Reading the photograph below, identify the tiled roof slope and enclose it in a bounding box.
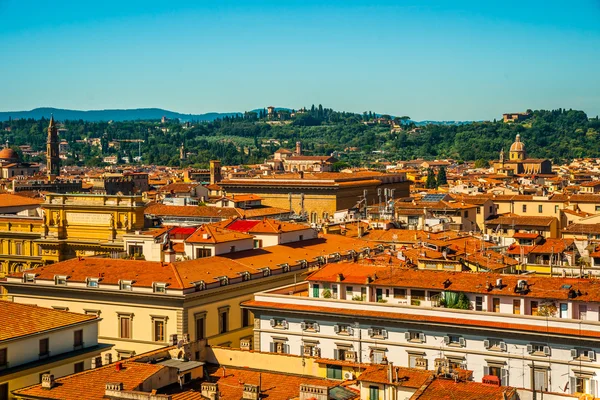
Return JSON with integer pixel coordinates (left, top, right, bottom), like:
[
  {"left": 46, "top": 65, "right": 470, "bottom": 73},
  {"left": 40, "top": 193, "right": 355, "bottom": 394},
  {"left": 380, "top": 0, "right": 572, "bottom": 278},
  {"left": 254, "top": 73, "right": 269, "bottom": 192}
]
[
  {"left": 0, "top": 300, "right": 97, "bottom": 342},
  {"left": 13, "top": 360, "right": 164, "bottom": 399},
  {"left": 410, "top": 376, "right": 517, "bottom": 400}
]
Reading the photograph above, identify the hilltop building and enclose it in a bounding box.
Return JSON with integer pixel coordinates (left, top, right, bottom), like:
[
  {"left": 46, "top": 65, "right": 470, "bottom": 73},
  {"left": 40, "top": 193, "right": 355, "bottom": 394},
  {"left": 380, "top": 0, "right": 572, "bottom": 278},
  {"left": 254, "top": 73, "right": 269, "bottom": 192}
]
[{"left": 0, "top": 146, "right": 40, "bottom": 179}]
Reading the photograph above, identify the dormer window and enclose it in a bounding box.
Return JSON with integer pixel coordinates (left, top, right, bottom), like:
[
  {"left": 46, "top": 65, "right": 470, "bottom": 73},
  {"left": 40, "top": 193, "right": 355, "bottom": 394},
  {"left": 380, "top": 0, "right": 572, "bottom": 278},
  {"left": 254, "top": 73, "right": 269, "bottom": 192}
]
[
  {"left": 153, "top": 282, "right": 167, "bottom": 293},
  {"left": 86, "top": 278, "right": 100, "bottom": 288},
  {"left": 238, "top": 272, "right": 251, "bottom": 282},
  {"left": 261, "top": 267, "right": 271, "bottom": 277},
  {"left": 298, "top": 259, "right": 308, "bottom": 269},
  {"left": 192, "top": 281, "right": 206, "bottom": 292},
  {"left": 54, "top": 275, "right": 68, "bottom": 286},
  {"left": 279, "top": 263, "right": 290, "bottom": 273},
  {"left": 119, "top": 280, "right": 133, "bottom": 291},
  {"left": 215, "top": 276, "right": 229, "bottom": 286},
  {"left": 23, "top": 273, "right": 36, "bottom": 283}
]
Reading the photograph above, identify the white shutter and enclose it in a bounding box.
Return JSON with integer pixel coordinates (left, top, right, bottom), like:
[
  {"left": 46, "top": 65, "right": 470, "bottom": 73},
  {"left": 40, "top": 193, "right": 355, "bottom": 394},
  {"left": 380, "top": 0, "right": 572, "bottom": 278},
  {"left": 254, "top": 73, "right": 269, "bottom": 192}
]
[
  {"left": 483, "top": 366, "right": 490, "bottom": 376},
  {"left": 570, "top": 377, "right": 577, "bottom": 395},
  {"left": 314, "top": 322, "right": 320, "bottom": 332},
  {"left": 483, "top": 339, "right": 490, "bottom": 349},
  {"left": 300, "top": 345, "right": 304, "bottom": 355},
  {"left": 419, "top": 333, "right": 425, "bottom": 342},
  {"left": 282, "top": 320, "right": 288, "bottom": 329},
  {"left": 368, "top": 328, "right": 373, "bottom": 337},
  {"left": 347, "top": 327, "right": 354, "bottom": 336},
  {"left": 591, "top": 379, "right": 597, "bottom": 397},
  {"left": 300, "top": 322, "right": 306, "bottom": 330},
  {"left": 334, "top": 349, "right": 340, "bottom": 360},
  {"left": 571, "top": 348, "right": 578, "bottom": 358},
  {"left": 270, "top": 318, "right": 276, "bottom": 327},
  {"left": 334, "top": 325, "right": 340, "bottom": 333},
  {"left": 501, "top": 369, "right": 509, "bottom": 386},
  {"left": 382, "top": 329, "right": 388, "bottom": 339},
  {"left": 443, "top": 336, "right": 450, "bottom": 345},
  {"left": 284, "top": 344, "right": 290, "bottom": 354},
  {"left": 589, "top": 351, "right": 596, "bottom": 361},
  {"left": 527, "top": 344, "right": 533, "bottom": 354},
  {"left": 543, "top": 346, "right": 551, "bottom": 356},
  {"left": 459, "top": 337, "right": 466, "bottom": 347},
  {"left": 500, "top": 341, "right": 507, "bottom": 352},
  {"left": 405, "top": 332, "right": 411, "bottom": 340},
  {"left": 270, "top": 342, "right": 275, "bottom": 352}
]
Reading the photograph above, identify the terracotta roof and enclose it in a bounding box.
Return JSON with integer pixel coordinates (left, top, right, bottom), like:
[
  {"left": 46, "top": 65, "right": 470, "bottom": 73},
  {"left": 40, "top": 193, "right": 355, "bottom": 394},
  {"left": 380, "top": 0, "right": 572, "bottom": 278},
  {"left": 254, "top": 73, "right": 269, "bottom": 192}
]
[
  {"left": 411, "top": 376, "right": 517, "bottom": 400},
  {"left": 169, "top": 365, "right": 348, "bottom": 400},
  {"left": 0, "top": 300, "right": 97, "bottom": 342},
  {"left": 306, "top": 262, "right": 600, "bottom": 302},
  {"left": 570, "top": 194, "right": 600, "bottom": 203},
  {"left": 562, "top": 223, "right": 600, "bottom": 235},
  {"left": 159, "top": 183, "right": 200, "bottom": 193},
  {"left": 358, "top": 364, "right": 431, "bottom": 388},
  {"left": 215, "top": 217, "right": 311, "bottom": 234},
  {"left": 0, "top": 193, "right": 43, "bottom": 208},
  {"left": 144, "top": 203, "right": 239, "bottom": 218},
  {"left": 185, "top": 224, "right": 254, "bottom": 244},
  {"left": 512, "top": 232, "right": 541, "bottom": 239},
  {"left": 485, "top": 215, "right": 556, "bottom": 227},
  {"left": 13, "top": 360, "right": 165, "bottom": 400},
  {"left": 6, "top": 235, "right": 374, "bottom": 291}
]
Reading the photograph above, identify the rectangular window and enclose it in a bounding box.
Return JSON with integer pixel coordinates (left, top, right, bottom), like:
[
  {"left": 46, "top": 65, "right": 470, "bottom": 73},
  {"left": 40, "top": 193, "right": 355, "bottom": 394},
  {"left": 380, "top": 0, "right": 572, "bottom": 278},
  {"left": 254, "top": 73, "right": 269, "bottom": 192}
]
[
  {"left": 411, "top": 289, "right": 425, "bottom": 300},
  {"left": 530, "top": 301, "right": 539, "bottom": 316},
  {"left": 55, "top": 275, "right": 67, "bottom": 285},
  {"left": 195, "top": 316, "right": 205, "bottom": 340},
  {"left": 578, "top": 304, "right": 587, "bottom": 320},
  {"left": 39, "top": 338, "right": 49, "bottom": 357},
  {"left": 555, "top": 205, "right": 560, "bottom": 213},
  {"left": 371, "top": 349, "right": 385, "bottom": 364},
  {"left": 492, "top": 298, "right": 500, "bottom": 313},
  {"left": 73, "top": 330, "right": 83, "bottom": 348},
  {"left": 15, "top": 242, "right": 22, "bottom": 255},
  {"left": 74, "top": 361, "right": 84, "bottom": 374},
  {"left": 538, "top": 205, "right": 543, "bottom": 213},
  {"left": 0, "top": 383, "right": 7, "bottom": 400},
  {"left": 153, "top": 283, "right": 167, "bottom": 293},
  {"left": 533, "top": 369, "right": 548, "bottom": 392},
  {"left": 0, "top": 348, "right": 6, "bottom": 367},
  {"left": 128, "top": 244, "right": 143, "bottom": 256},
  {"left": 522, "top": 205, "right": 527, "bottom": 213},
  {"left": 270, "top": 342, "right": 289, "bottom": 354},
  {"left": 230, "top": 246, "right": 236, "bottom": 253},
  {"left": 219, "top": 309, "right": 229, "bottom": 334},
  {"left": 242, "top": 309, "right": 251, "bottom": 327},
  {"left": 369, "top": 386, "right": 380, "bottom": 400},
  {"left": 326, "top": 365, "right": 342, "bottom": 380},
  {"left": 119, "top": 316, "right": 132, "bottom": 339},
  {"left": 153, "top": 320, "right": 165, "bottom": 342},
  {"left": 119, "top": 280, "right": 132, "bottom": 291},
  {"left": 86, "top": 278, "right": 99, "bottom": 288},
  {"left": 253, "top": 239, "right": 263, "bottom": 249},
  {"left": 477, "top": 207, "right": 481, "bottom": 214},
  {"left": 475, "top": 296, "right": 483, "bottom": 311},
  {"left": 513, "top": 299, "right": 521, "bottom": 315},
  {"left": 195, "top": 248, "right": 211, "bottom": 259},
  {"left": 393, "top": 288, "right": 407, "bottom": 299}
]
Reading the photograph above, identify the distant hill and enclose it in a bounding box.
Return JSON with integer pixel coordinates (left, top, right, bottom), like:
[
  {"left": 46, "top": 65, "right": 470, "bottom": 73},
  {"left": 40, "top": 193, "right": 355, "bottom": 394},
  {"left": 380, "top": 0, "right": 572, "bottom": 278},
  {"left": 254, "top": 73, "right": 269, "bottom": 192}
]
[{"left": 0, "top": 107, "right": 241, "bottom": 122}]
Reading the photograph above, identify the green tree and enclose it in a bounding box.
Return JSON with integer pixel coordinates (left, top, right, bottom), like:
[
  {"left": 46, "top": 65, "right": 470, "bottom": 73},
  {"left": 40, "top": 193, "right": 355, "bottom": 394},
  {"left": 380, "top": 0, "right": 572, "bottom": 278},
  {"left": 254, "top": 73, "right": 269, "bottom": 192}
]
[
  {"left": 425, "top": 168, "right": 437, "bottom": 189},
  {"left": 437, "top": 166, "right": 447, "bottom": 186},
  {"left": 474, "top": 159, "right": 489, "bottom": 168}
]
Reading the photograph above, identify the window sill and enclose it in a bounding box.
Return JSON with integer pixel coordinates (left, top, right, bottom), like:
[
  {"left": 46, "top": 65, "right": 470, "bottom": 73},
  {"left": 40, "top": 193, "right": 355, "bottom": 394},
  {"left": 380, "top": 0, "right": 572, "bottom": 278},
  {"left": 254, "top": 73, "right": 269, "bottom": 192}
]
[
  {"left": 530, "top": 352, "right": 548, "bottom": 357},
  {"left": 370, "top": 335, "right": 386, "bottom": 340},
  {"left": 447, "top": 343, "right": 463, "bottom": 348}
]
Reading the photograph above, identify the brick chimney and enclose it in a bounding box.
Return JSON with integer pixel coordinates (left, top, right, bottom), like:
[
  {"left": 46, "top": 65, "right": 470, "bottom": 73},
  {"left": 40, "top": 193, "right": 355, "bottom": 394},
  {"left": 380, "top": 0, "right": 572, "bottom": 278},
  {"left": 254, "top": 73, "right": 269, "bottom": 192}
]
[{"left": 41, "top": 374, "right": 55, "bottom": 390}]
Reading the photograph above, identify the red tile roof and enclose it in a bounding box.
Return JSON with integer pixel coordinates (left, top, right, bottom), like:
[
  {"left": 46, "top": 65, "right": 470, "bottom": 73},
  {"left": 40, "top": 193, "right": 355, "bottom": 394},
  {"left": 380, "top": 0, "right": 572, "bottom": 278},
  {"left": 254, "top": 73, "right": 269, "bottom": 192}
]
[
  {"left": 0, "top": 193, "right": 43, "bottom": 208},
  {"left": 358, "top": 364, "right": 431, "bottom": 388},
  {"left": 0, "top": 300, "right": 97, "bottom": 342},
  {"left": 411, "top": 376, "right": 517, "bottom": 400}
]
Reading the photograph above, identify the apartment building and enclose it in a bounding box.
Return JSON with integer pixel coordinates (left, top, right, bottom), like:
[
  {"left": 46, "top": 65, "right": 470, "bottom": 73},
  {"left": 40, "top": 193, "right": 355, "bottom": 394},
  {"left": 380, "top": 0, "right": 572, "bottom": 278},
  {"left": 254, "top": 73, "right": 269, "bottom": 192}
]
[
  {"left": 2, "top": 235, "right": 380, "bottom": 361},
  {"left": 244, "top": 262, "right": 600, "bottom": 398},
  {"left": 0, "top": 301, "right": 108, "bottom": 399}
]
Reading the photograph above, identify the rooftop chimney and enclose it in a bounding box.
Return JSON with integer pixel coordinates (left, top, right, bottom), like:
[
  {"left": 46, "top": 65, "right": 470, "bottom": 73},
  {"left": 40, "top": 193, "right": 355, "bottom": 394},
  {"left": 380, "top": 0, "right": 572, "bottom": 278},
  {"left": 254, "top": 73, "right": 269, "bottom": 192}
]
[
  {"left": 201, "top": 382, "right": 219, "bottom": 400},
  {"left": 242, "top": 384, "right": 260, "bottom": 400},
  {"left": 41, "top": 374, "right": 55, "bottom": 390},
  {"left": 299, "top": 384, "right": 328, "bottom": 400}
]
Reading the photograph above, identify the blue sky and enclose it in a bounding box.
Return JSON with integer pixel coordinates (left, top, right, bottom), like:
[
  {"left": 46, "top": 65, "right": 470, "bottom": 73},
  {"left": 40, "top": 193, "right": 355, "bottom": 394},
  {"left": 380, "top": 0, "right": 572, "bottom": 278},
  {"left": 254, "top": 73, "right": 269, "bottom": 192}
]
[{"left": 1, "top": 0, "right": 599, "bottom": 120}]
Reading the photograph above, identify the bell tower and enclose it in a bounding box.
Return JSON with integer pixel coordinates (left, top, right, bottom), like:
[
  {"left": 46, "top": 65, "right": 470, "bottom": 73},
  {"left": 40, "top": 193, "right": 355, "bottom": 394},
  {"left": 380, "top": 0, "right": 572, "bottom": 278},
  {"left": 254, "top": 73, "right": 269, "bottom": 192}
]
[{"left": 46, "top": 115, "right": 61, "bottom": 180}]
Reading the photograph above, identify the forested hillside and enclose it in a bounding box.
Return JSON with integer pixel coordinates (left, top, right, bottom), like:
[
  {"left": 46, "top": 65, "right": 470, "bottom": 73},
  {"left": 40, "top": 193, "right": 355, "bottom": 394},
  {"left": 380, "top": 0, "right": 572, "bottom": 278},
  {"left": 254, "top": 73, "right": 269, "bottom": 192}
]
[{"left": 1, "top": 107, "right": 598, "bottom": 168}]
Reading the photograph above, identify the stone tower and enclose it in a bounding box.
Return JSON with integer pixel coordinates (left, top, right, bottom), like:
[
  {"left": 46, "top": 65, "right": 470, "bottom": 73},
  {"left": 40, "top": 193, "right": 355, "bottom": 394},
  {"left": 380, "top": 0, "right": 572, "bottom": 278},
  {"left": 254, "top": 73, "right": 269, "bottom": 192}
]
[{"left": 46, "top": 115, "right": 60, "bottom": 180}]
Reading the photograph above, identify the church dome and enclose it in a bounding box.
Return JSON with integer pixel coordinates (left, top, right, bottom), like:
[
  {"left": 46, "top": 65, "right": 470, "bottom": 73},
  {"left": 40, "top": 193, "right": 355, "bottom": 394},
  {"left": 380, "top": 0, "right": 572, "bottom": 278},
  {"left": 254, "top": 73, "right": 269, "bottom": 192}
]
[
  {"left": 0, "top": 147, "right": 19, "bottom": 162},
  {"left": 510, "top": 134, "right": 525, "bottom": 152}
]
